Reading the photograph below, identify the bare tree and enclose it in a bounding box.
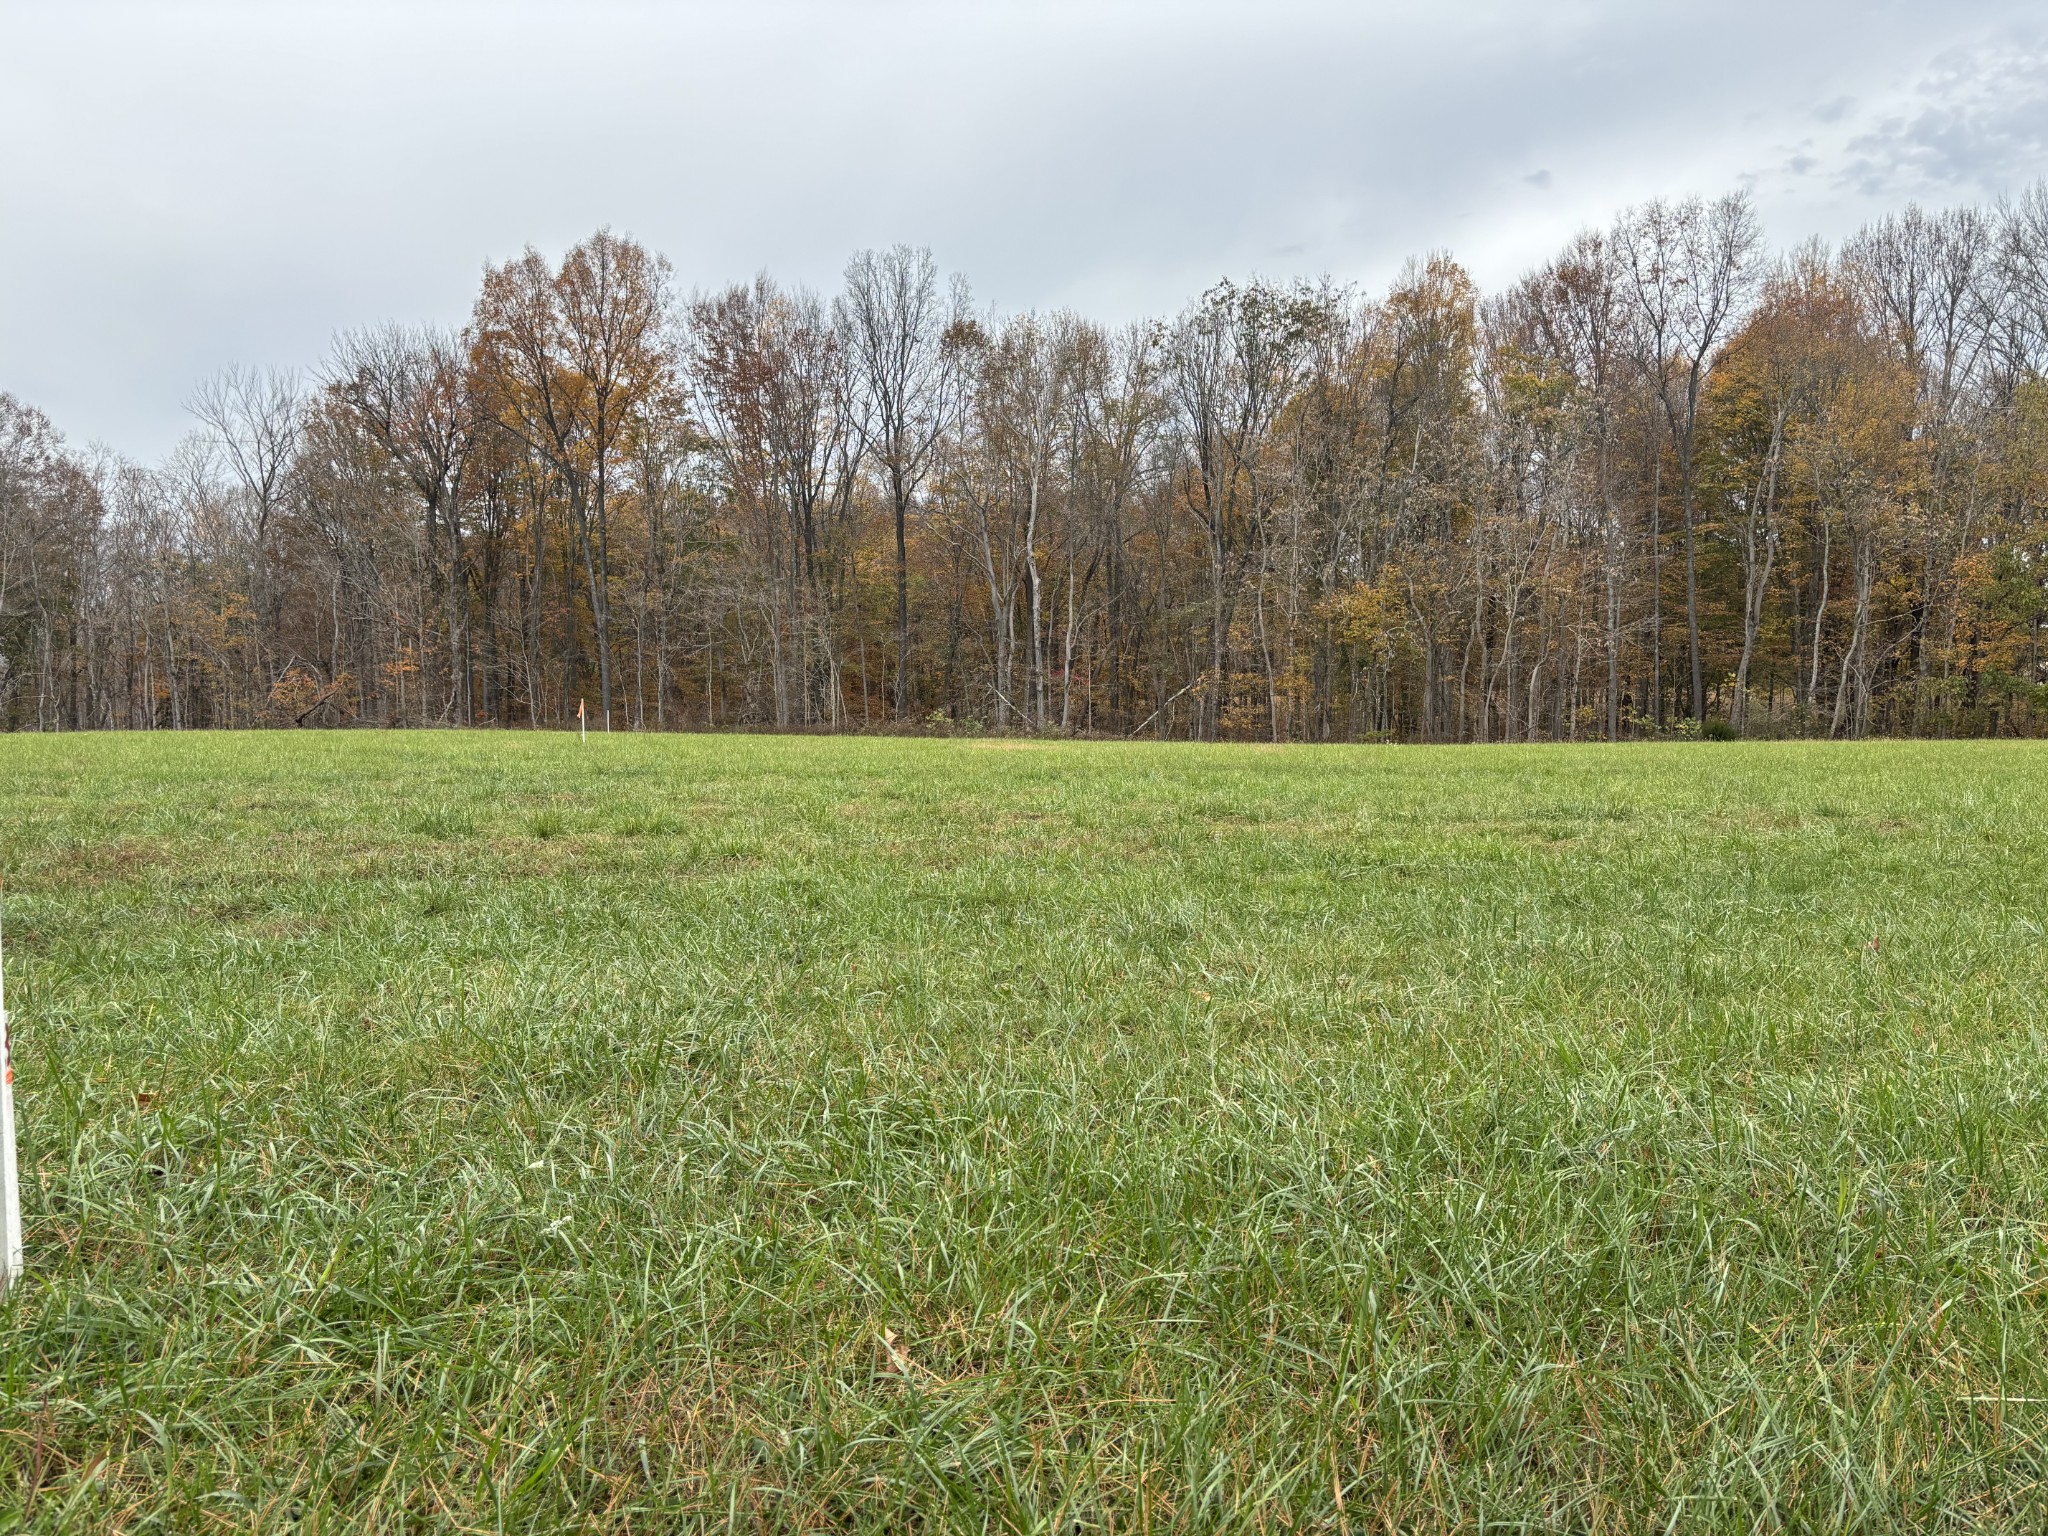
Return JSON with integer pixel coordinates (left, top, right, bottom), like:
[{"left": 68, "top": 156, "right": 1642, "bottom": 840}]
[
  {"left": 839, "top": 246, "right": 965, "bottom": 718},
  {"left": 956, "top": 312, "right": 1081, "bottom": 727},
  {"left": 1167, "top": 280, "right": 1327, "bottom": 738},
  {"left": 1065, "top": 321, "right": 1162, "bottom": 731},
  {"left": 188, "top": 365, "right": 303, "bottom": 687},
  {"left": 329, "top": 326, "right": 476, "bottom": 720},
  {"left": 1529, "top": 230, "right": 1629, "bottom": 738},
  {"left": 1619, "top": 193, "right": 1760, "bottom": 721},
  {"left": 692, "top": 277, "right": 860, "bottom": 726},
  {"left": 1849, "top": 204, "right": 2003, "bottom": 725}
]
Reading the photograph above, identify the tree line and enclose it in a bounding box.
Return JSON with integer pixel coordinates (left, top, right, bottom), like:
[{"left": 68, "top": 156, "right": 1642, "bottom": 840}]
[{"left": 7, "top": 186, "right": 2048, "bottom": 741}]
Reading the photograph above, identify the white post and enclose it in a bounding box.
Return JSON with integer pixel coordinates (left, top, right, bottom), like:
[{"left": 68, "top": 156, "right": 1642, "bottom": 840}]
[
  {"left": 579, "top": 698, "right": 587, "bottom": 745},
  {"left": 0, "top": 881, "right": 21, "bottom": 1293}
]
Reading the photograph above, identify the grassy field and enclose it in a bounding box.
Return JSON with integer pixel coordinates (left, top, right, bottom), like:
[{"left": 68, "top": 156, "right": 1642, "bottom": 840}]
[{"left": 1, "top": 734, "right": 2046, "bottom": 1532}]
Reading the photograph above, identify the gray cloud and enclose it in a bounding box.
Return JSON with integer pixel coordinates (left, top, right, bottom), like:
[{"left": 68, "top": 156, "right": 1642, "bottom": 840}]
[
  {"left": 0, "top": 0, "right": 2038, "bottom": 460},
  {"left": 1839, "top": 29, "right": 2048, "bottom": 196}
]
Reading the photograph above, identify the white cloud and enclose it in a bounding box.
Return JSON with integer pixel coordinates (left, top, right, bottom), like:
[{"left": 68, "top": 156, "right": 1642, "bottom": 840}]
[{"left": 0, "top": 0, "right": 2038, "bottom": 459}]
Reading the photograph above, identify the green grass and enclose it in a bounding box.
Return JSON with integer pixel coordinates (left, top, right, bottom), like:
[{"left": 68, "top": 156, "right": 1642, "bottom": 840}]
[{"left": 1, "top": 733, "right": 2046, "bottom": 1532}]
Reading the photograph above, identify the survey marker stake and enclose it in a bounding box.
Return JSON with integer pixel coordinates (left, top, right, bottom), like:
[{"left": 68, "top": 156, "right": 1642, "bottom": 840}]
[
  {"left": 0, "top": 879, "right": 21, "bottom": 1293},
  {"left": 579, "top": 698, "right": 587, "bottom": 744}
]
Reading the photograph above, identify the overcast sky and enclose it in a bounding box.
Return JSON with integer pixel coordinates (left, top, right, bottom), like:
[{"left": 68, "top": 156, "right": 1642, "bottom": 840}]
[{"left": 4, "top": 0, "right": 2045, "bottom": 461}]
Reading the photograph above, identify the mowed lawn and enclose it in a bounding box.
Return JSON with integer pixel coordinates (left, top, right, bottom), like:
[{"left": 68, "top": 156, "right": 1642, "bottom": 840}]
[{"left": 1, "top": 734, "right": 2046, "bottom": 1532}]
